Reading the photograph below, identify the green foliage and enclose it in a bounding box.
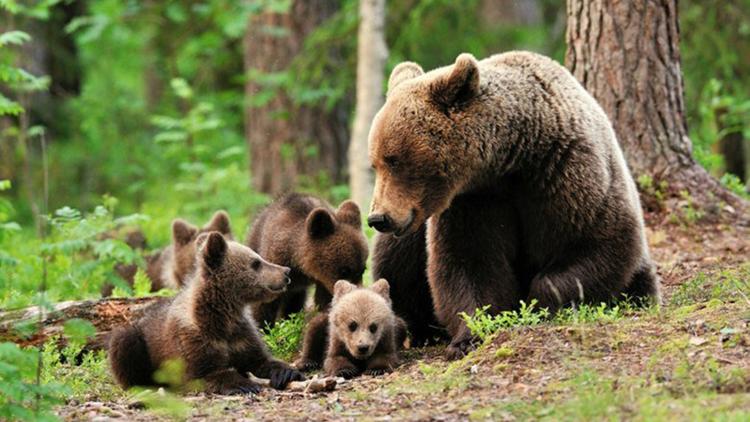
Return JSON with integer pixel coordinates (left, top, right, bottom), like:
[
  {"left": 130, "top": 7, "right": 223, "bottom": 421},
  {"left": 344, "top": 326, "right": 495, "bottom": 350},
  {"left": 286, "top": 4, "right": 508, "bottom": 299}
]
[
  {"left": 0, "top": 198, "right": 146, "bottom": 308},
  {"left": 720, "top": 173, "right": 750, "bottom": 198},
  {"left": 0, "top": 342, "right": 67, "bottom": 421},
  {"left": 460, "top": 301, "right": 549, "bottom": 342},
  {"left": 261, "top": 312, "right": 306, "bottom": 361}
]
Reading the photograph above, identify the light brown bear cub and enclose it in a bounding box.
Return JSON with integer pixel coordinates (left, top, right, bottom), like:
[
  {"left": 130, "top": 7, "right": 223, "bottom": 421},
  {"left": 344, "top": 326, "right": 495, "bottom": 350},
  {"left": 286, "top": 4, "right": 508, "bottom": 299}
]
[
  {"left": 108, "top": 232, "right": 304, "bottom": 394},
  {"left": 246, "top": 193, "right": 368, "bottom": 371},
  {"left": 324, "top": 279, "right": 405, "bottom": 379}
]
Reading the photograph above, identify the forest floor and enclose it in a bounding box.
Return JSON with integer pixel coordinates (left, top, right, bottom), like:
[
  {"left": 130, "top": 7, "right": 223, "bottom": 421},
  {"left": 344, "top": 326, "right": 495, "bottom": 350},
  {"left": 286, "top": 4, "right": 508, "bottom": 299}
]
[{"left": 56, "top": 207, "right": 750, "bottom": 421}]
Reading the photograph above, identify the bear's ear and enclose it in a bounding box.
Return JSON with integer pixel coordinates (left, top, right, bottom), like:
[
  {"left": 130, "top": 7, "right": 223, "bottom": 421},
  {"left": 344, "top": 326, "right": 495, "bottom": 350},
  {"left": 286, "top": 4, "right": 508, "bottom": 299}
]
[
  {"left": 430, "top": 53, "right": 480, "bottom": 110},
  {"left": 306, "top": 208, "right": 335, "bottom": 239},
  {"left": 333, "top": 279, "right": 357, "bottom": 300},
  {"left": 204, "top": 210, "right": 232, "bottom": 236},
  {"left": 200, "top": 231, "right": 227, "bottom": 270},
  {"left": 336, "top": 200, "right": 361, "bottom": 228},
  {"left": 370, "top": 278, "right": 391, "bottom": 301},
  {"left": 172, "top": 219, "right": 198, "bottom": 248},
  {"left": 387, "top": 62, "right": 424, "bottom": 96}
]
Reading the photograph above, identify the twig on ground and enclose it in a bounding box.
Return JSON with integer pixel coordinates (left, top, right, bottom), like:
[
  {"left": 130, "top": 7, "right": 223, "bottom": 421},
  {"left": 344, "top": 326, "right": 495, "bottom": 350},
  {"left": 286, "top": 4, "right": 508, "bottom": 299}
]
[{"left": 246, "top": 373, "right": 340, "bottom": 393}]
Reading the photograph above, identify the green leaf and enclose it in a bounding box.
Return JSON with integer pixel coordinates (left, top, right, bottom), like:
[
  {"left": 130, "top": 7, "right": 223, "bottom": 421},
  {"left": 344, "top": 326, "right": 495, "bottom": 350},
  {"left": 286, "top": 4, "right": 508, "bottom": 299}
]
[
  {"left": 63, "top": 318, "right": 96, "bottom": 344},
  {"left": 0, "top": 30, "right": 31, "bottom": 46}
]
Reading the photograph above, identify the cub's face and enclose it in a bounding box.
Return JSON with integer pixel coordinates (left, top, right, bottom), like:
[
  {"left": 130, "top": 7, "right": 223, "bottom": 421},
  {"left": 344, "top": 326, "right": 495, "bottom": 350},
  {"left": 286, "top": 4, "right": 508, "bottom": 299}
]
[
  {"left": 299, "top": 201, "right": 368, "bottom": 292},
  {"left": 330, "top": 279, "right": 394, "bottom": 360},
  {"left": 368, "top": 54, "right": 481, "bottom": 236},
  {"left": 197, "top": 232, "right": 291, "bottom": 304}
]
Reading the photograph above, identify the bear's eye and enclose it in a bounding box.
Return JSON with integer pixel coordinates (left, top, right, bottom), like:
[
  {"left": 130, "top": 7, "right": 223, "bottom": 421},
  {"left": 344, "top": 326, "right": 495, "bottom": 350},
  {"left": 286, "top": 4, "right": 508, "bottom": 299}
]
[
  {"left": 369, "top": 323, "right": 378, "bottom": 333},
  {"left": 250, "top": 259, "right": 261, "bottom": 271},
  {"left": 348, "top": 321, "right": 358, "bottom": 332},
  {"left": 383, "top": 155, "right": 399, "bottom": 169}
]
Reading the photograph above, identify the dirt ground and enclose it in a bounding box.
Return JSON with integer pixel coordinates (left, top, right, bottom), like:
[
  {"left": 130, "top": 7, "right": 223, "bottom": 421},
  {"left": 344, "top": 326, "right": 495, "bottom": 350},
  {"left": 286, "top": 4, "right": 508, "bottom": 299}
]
[{"left": 56, "top": 207, "right": 750, "bottom": 421}]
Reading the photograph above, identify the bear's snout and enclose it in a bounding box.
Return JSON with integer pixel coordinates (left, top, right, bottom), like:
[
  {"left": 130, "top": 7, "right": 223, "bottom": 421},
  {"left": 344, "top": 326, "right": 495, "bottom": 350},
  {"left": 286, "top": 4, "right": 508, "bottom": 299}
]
[{"left": 367, "top": 213, "right": 394, "bottom": 233}]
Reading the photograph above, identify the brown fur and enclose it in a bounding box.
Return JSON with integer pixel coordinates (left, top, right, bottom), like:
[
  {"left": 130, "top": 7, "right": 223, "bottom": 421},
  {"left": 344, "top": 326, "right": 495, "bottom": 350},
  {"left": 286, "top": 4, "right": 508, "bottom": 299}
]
[
  {"left": 371, "top": 226, "right": 447, "bottom": 346},
  {"left": 323, "top": 279, "right": 404, "bottom": 378},
  {"left": 108, "top": 232, "right": 303, "bottom": 393},
  {"left": 245, "top": 193, "right": 368, "bottom": 370},
  {"left": 367, "top": 51, "right": 661, "bottom": 359}
]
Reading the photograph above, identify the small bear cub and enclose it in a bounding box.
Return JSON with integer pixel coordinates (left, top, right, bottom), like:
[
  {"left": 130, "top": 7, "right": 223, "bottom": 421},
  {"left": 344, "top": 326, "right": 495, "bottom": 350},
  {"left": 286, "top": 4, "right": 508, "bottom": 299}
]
[
  {"left": 324, "top": 279, "right": 405, "bottom": 379},
  {"left": 108, "top": 231, "right": 304, "bottom": 394}
]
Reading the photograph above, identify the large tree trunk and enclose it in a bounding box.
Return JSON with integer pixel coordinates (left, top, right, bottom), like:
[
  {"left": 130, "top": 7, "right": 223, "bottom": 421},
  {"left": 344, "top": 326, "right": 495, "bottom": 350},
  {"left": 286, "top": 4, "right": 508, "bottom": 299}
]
[
  {"left": 244, "top": 1, "right": 349, "bottom": 195},
  {"left": 565, "top": 0, "right": 745, "bottom": 211},
  {"left": 348, "top": 0, "right": 387, "bottom": 211}
]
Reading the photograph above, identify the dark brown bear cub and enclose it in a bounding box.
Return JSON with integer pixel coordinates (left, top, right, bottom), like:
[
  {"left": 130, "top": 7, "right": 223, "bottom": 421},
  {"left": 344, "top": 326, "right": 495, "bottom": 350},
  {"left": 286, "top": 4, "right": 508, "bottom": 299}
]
[
  {"left": 245, "top": 193, "right": 368, "bottom": 370},
  {"left": 324, "top": 279, "right": 405, "bottom": 379},
  {"left": 108, "top": 232, "right": 304, "bottom": 394}
]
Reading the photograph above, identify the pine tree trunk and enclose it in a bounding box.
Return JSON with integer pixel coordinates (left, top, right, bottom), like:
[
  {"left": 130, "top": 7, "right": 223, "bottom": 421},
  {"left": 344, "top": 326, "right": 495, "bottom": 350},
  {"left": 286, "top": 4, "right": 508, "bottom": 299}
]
[
  {"left": 348, "top": 0, "right": 387, "bottom": 211},
  {"left": 244, "top": 1, "right": 349, "bottom": 195},
  {"left": 565, "top": 0, "right": 745, "bottom": 211}
]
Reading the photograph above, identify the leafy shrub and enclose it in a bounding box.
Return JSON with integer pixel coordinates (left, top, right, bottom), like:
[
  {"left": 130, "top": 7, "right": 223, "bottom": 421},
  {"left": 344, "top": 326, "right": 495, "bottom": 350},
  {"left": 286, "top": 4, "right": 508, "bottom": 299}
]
[
  {"left": 261, "top": 312, "right": 306, "bottom": 361},
  {"left": 459, "top": 301, "right": 549, "bottom": 342}
]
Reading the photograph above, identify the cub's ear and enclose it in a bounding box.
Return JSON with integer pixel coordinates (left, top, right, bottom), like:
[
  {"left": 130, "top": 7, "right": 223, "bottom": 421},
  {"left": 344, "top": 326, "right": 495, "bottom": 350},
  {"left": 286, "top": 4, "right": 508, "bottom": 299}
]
[
  {"left": 430, "top": 53, "right": 480, "bottom": 109},
  {"left": 333, "top": 279, "right": 357, "bottom": 300},
  {"left": 204, "top": 210, "right": 232, "bottom": 236},
  {"left": 306, "top": 208, "right": 335, "bottom": 239},
  {"left": 336, "top": 200, "right": 361, "bottom": 228},
  {"left": 172, "top": 219, "right": 198, "bottom": 247},
  {"left": 200, "top": 231, "right": 227, "bottom": 270},
  {"left": 370, "top": 278, "right": 391, "bottom": 302},
  {"left": 387, "top": 62, "right": 424, "bottom": 96}
]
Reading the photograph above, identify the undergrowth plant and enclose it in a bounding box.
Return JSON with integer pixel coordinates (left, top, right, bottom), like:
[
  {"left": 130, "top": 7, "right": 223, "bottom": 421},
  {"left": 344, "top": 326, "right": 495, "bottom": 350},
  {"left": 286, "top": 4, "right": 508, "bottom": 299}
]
[{"left": 261, "top": 312, "right": 306, "bottom": 361}]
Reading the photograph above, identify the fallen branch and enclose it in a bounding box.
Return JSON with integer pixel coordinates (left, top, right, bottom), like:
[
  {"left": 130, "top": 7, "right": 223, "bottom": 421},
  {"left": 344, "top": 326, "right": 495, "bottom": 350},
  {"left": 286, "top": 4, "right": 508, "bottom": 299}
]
[
  {"left": 246, "top": 373, "right": 340, "bottom": 393},
  {"left": 0, "top": 296, "right": 162, "bottom": 349}
]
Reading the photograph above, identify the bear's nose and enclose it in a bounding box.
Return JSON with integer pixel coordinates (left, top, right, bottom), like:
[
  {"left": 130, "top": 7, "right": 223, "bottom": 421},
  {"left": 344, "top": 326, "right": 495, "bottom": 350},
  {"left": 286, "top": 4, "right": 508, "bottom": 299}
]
[
  {"left": 357, "top": 345, "right": 369, "bottom": 355},
  {"left": 367, "top": 214, "right": 393, "bottom": 233}
]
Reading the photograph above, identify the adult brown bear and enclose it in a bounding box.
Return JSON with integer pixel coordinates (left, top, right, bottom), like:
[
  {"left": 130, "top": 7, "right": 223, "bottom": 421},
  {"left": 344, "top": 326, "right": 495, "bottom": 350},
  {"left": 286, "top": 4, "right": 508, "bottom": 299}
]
[{"left": 368, "top": 51, "right": 660, "bottom": 359}]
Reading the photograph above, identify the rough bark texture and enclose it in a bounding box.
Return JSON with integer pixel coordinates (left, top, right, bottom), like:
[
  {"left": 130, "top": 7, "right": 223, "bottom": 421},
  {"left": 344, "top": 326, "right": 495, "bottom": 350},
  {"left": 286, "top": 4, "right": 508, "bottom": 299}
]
[
  {"left": 348, "top": 0, "right": 387, "bottom": 211},
  {"left": 244, "top": 1, "right": 349, "bottom": 195},
  {"left": 0, "top": 297, "right": 159, "bottom": 351},
  {"left": 565, "top": 0, "right": 745, "bottom": 210}
]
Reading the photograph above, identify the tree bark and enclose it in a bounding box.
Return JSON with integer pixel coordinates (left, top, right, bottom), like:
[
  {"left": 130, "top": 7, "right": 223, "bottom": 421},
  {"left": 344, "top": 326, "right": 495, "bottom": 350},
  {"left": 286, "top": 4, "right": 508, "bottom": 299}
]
[
  {"left": 348, "top": 0, "right": 387, "bottom": 211},
  {"left": 565, "top": 0, "right": 745, "bottom": 210},
  {"left": 244, "top": 1, "right": 349, "bottom": 195},
  {"left": 0, "top": 297, "right": 160, "bottom": 351}
]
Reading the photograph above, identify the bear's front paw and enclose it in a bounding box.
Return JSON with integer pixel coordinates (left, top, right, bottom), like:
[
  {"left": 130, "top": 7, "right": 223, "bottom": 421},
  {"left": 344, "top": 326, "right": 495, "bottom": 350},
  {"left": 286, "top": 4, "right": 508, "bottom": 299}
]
[
  {"left": 444, "top": 336, "right": 476, "bottom": 360},
  {"left": 293, "top": 358, "right": 321, "bottom": 372},
  {"left": 218, "top": 380, "right": 262, "bottom": 396},
  {"left": 363, "top": 367, "right": 390, "bottom": 377},
  {"left": 269, "top": 367, "right": 305, "bottom": 390},
  {"left": 335, "top": 367, "right": 359, "bottom": 379}
]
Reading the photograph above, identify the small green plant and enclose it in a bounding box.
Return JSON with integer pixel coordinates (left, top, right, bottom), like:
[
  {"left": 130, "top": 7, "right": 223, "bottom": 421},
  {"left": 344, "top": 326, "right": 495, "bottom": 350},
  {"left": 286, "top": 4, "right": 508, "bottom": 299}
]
[
  {"left": 261, "top": 312, "right": 306, "bottom": 361},
  {"left": 553, "top": 302, "right": 623, "bottom": 324},
  {"left": 460, "top": 301, "right": 549, "bottom": 342},
  {"left": 672, "top": 190, "right": 704, "bottom": 225},
  {"left": 637, "top": 174, "right": 668, "bottom": 206},
  {"left": 720, "top": 173, "right": 749, "bottom": 199}
]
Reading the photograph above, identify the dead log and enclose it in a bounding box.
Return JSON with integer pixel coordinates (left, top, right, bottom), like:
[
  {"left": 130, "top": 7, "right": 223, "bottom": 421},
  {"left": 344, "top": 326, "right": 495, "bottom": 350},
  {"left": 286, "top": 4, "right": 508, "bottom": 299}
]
[{"left": 0, "top": 296, "right": 162, "bottom": 350}]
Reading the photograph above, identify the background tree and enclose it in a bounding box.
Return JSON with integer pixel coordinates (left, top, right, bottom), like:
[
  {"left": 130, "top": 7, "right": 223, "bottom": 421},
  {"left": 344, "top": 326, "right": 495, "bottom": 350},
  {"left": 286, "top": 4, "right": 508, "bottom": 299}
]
[
  {"left": 348, "top": 0, "right": 387, "bottom": 210},
  {"left": 565, "top": 0, "right": 745, "bottom": 209},
  {"left": 244, "top": 0, "right": 349, "bottom": 196}
]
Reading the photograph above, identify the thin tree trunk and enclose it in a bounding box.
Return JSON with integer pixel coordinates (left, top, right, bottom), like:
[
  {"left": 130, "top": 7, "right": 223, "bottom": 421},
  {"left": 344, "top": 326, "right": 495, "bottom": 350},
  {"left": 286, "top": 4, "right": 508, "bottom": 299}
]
[
  {"left": 565, "top": 0, "right": 745, "bottom": 211},
  {"left": 349, "top": 0, "right": 387, "bottom": 211},
  {"left": 244, "top": 1, "right": 348, "bottom": 195}
]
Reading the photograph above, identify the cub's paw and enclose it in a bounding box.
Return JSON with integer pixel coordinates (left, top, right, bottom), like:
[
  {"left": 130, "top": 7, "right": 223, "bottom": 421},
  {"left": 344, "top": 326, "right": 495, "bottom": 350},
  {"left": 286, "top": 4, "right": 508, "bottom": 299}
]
[
  {"left": 335, "top": 368, "right": 359, "bottom": 379},
  {"left": 293, "top": 358, "right": 321, "bottom": 372},
  {"left": 269, "top": 367, "right": 305, "bottom": 390},
  {"left": 444, "top": 337, "right": 476, "bottom": 361},
  {"left": 363, "top": 368, "right": 390, "bottom": 377},
  {"left": 219, "top": 380, "right": 262, "bottom": 395}
]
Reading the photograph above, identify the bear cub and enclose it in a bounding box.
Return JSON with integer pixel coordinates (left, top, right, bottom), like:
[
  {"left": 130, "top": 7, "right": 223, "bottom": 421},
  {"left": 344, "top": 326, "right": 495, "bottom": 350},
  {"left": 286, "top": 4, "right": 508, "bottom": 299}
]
[
  {"left": 246, "top": 193, "right": 368, "bottom": 370},
  {"left": 108, "top": 232, "right": 304, "bottom": 394},
  {"left": 324, "top": 279, "right": 406, "bottom": 379}
]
